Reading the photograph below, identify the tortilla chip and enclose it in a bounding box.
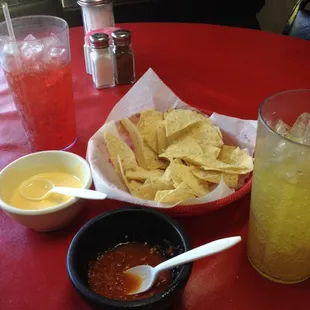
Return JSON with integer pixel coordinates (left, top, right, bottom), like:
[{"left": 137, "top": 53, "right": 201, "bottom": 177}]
[
  {"left": 156, "top": 120, "right": 169, "bottom": 154},
  {"left": 126, "top": 167, "right": 164, "bottom": 181},
  {"left": 137, "top": 109, "right": 163, "bottom": 153},
  {"left": 183, "top": 154, "right": 214, "bottom": 167},
  {"left": 161, "top": 161, "right": 182, "bottom": 188},
  {"left": 128, "top": 176, "right": 173, "bottom": 201},
  {"left": 120, "top": 176, "right": 155, "bottom": 201},
  {"left": 143, "top": 127, "right": 159, "bottom": 154},
  {"left": 201, "top": 159, "right": 253, "bottom": 174},
  {"left": 218, "top": 145, "right": 237, "bottom": 163},
  {"left": 143, "top": 177, "right": 152, "bottom": 186},
  {"left": 155, "top": 182, "right": 196, "bottom": 203},
  {"left": 121, "top": 118, "right": 166, "bottom": 170},
  {"left": 217, "top": 147, "right": 253, "bottom": 172},
  {"left": 165, "top": 109, "right": 207, "bottom": 137},
  {"left": 158, "top": 159, "right": 170, "bottom": 170},
  {"left": 229, "top": 148, "right": 252, "bottom": 166},
  {"left": 199, "top": 144, "right": 221, "bottom": 159},
  {"left": 173, "top": 158, "right": 184, "bottom": 164},
  {"left": 138, "top": 109, "right": 163, "bottom": 128},
  {"left": 128, "top": 180, "right": 158, "bottom": 200},
  {"left": 117, "top": 156, "right": 160, "bottom": 201},
  {"left": 191, "top": 121, "right": 223, "bottom": 142},
  {"left": 182, "top": 144, "right": 222, "bottom": 167},
  {"left": 191, "top": 168, "right": 239, "bottom": 188},
  {"left": 116, "top": 156, "right": 131, "bottom": 191},
  {"left": 137, "top": 109, "right": 163, "bottom": 124},
  {"left": 130, "top": 183, "right": 156, "bottom": 200},
  {"left": 142, "top": 145, "right": 167, "bottom": 170},
  {"left": 183, "top": 146, "right": 253, "bottom": 175},
  {"left": 143, "top": 176, "right": 174, "bottom": 191},
  {"left": 128, "top": 180, "right": 144, "bottom": 191},
  {"left": 104, "top": 132, "right": 138, "bottom": 173},
  {"left": 159, "top": 138, "right": 203, "bottom": 159},
  {"left": 168, "top": 120, "right": 223, "bottom": 148},
  {"left": 170, "top": 163, "right": 209, "bottom": 196}
]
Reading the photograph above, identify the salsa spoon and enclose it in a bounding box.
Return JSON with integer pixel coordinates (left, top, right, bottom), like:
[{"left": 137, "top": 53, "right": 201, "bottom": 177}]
[{"left": 125, "top": 236, "right": 242, "bottom": 295}]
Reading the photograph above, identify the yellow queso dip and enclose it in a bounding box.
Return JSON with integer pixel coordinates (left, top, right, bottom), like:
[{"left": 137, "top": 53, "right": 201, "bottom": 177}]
[{"left": 10, "top": 172, "right": 83, "bottom": 210}]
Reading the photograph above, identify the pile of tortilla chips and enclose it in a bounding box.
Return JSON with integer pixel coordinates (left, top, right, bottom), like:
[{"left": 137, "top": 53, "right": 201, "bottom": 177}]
[{"left": 104, "top": 109, "right": 254, "bottom": 204}]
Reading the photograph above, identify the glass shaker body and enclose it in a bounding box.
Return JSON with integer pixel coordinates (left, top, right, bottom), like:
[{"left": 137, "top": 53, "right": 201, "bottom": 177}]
[
  {"left": 111, "top": 29, "right": 135, "bottom": 85},
  {"left": 90, "top": 48, "right": 114, "bottom": 89},
  {"left": 111, "top": 45, "right": 135, "bottom": 85},
  {"left": 78, "top": 0, "right": 115, "bottom": 33},
  {"left": 89, "top": 33, "right": 114, "bottom": 89}
]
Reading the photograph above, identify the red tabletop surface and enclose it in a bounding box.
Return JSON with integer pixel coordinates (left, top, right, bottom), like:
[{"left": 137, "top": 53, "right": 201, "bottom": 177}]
[{"left": 1, "top": 23, "right": 310, "bottom": 310}]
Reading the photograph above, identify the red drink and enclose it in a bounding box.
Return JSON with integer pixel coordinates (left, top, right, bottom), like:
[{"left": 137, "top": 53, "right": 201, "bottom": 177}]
[
  {"left": 4, "top": 62, "right": 76, "bottom": 151},
  {"left": 0, "top": 16, "right": 77, "bottom": 151}
]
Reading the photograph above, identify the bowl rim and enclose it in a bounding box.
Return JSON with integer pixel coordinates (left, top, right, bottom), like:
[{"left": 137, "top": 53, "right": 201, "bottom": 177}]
[
  {"left": 67, "top": 206, "right": 193, "bottom": 308},
  {"left": 0, "top": 151, "right": 93, "bottom": 216}
]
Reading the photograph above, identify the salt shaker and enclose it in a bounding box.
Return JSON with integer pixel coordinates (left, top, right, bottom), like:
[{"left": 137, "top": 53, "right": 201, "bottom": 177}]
[
  {"left": 89, "top": 33, "right": 115, "bottom": 89},
  {"left": 77, "top": 0, "right": 115, "bottom": 33},
  {"left": 111, "top": 29, "right": 135, "bottom": 85}
]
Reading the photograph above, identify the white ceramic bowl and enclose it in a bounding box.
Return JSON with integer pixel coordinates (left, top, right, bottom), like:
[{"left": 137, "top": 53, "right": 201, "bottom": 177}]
[{"left": 0, "top": 151, "right": 92, "bottom": 231}]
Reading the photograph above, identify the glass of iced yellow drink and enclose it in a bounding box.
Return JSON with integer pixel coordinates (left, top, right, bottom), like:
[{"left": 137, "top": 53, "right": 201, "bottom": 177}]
[{"left": 248, "top": 89, "right": 310, "bottom": 284}]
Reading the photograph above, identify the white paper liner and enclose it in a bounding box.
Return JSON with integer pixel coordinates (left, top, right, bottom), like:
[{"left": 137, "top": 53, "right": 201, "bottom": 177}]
[{"left": 86, "top": 68, "right": 257, "bottom": 208}]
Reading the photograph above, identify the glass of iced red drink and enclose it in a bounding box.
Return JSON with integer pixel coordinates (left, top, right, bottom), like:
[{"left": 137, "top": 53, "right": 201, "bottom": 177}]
[{"left": 0, "top": 16, "right": 76, "bottom": 151}]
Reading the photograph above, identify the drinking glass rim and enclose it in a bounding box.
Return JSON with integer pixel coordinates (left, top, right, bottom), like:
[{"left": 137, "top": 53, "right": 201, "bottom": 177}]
[
  {"left": 259, "top": 88, "right": 310, "bottom": 148},
  {"left": 0, "top": 15, "right": 68, "bottom": 42}
]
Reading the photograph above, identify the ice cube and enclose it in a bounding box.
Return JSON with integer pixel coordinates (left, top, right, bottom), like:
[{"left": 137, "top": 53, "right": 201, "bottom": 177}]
[
  {"left": 20, "top": 37, "right": 44, "bottom": 72},
  {"left": 275, "top": 119, "right": 290, "bottom": 137},
  {"left": 1, "top": 42, "right": 19, "bottom": 72},
  {"left": 0, "top": 36, "right": 9, "bottom": 65},
  {"left": 290, "top": 113, "right": 310, "bottom": 145},
  {"left": 43, "top": 33, "right": 60, "bottom": 51},
  {"left": 0, "top": 35, "right": 10, "bottom": 47},
  {"left": 44, "top": 46, "right": 69, "bottom": 68},
  {"left": 20, "top": 41, "right": 44, "bottom": 61},
  {"left": 24, "top": 34, "right": 36, "bottom": 41}
]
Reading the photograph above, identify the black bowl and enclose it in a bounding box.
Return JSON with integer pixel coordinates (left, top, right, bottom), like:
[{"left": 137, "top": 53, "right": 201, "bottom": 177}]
[{"left": 67, "top": 206, "right": 192, "bottom": 310}]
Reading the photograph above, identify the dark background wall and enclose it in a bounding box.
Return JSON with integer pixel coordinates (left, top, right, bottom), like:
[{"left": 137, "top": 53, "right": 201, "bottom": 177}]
[{"left": 0, "top": 0, "right": 265, "bottom": 30}]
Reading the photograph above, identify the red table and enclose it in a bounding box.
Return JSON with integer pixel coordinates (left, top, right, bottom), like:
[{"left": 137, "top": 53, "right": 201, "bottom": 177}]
[{"left": 1, "top": 23, "right": 310, "bottom": 310}]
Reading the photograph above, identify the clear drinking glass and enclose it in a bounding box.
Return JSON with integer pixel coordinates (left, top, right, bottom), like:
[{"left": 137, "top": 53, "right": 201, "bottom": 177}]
[
  {"left": 247, "top": 89, "right": 310, "bottom": 284},
  {"left": 0, "top": 16, "right": 76, "bottom": 151}
]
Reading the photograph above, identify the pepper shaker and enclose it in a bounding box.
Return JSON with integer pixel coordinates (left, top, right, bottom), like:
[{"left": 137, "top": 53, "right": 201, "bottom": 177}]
[
  {"left": 111, "top": 29, "right": 135, "bottom": 85},
  {"left": 77, "top": 0, "right": 115, "bottom": 33},
  {"left": 89, "top": 33, "right": 115, "bottom": 89}
]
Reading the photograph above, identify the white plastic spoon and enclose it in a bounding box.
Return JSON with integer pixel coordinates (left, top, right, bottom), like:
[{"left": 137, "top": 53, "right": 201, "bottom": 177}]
[
  {"left": 19, "top": 178, "right": 107, "bottom": 201},
  {"left": 125, "top": 236, "right": 242, "bottom": 295}
]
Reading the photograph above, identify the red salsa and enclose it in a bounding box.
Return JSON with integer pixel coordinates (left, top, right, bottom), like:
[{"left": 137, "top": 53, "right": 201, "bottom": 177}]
[{"left": 88, "top": 242, "right": 172, "bottom": 301}]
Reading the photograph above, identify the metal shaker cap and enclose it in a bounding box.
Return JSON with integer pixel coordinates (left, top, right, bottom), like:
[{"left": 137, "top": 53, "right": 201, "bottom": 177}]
[
  {"left": 89, "top": 33, "right": 109, "bottom": 49},
  {"left": 77, "top": 0, "right": 112, "bottom": 7},
  {"left": 111, "top": 29, "right": 132, "bottom": 46}
]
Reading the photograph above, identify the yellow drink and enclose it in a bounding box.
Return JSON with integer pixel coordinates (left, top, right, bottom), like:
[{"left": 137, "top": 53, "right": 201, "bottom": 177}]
[
  {"left": 248, "top": 89, "right": 310, "bottom": 283},
  {"left": 248, "top": 159, "right": 310, "bottom": 283}
]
